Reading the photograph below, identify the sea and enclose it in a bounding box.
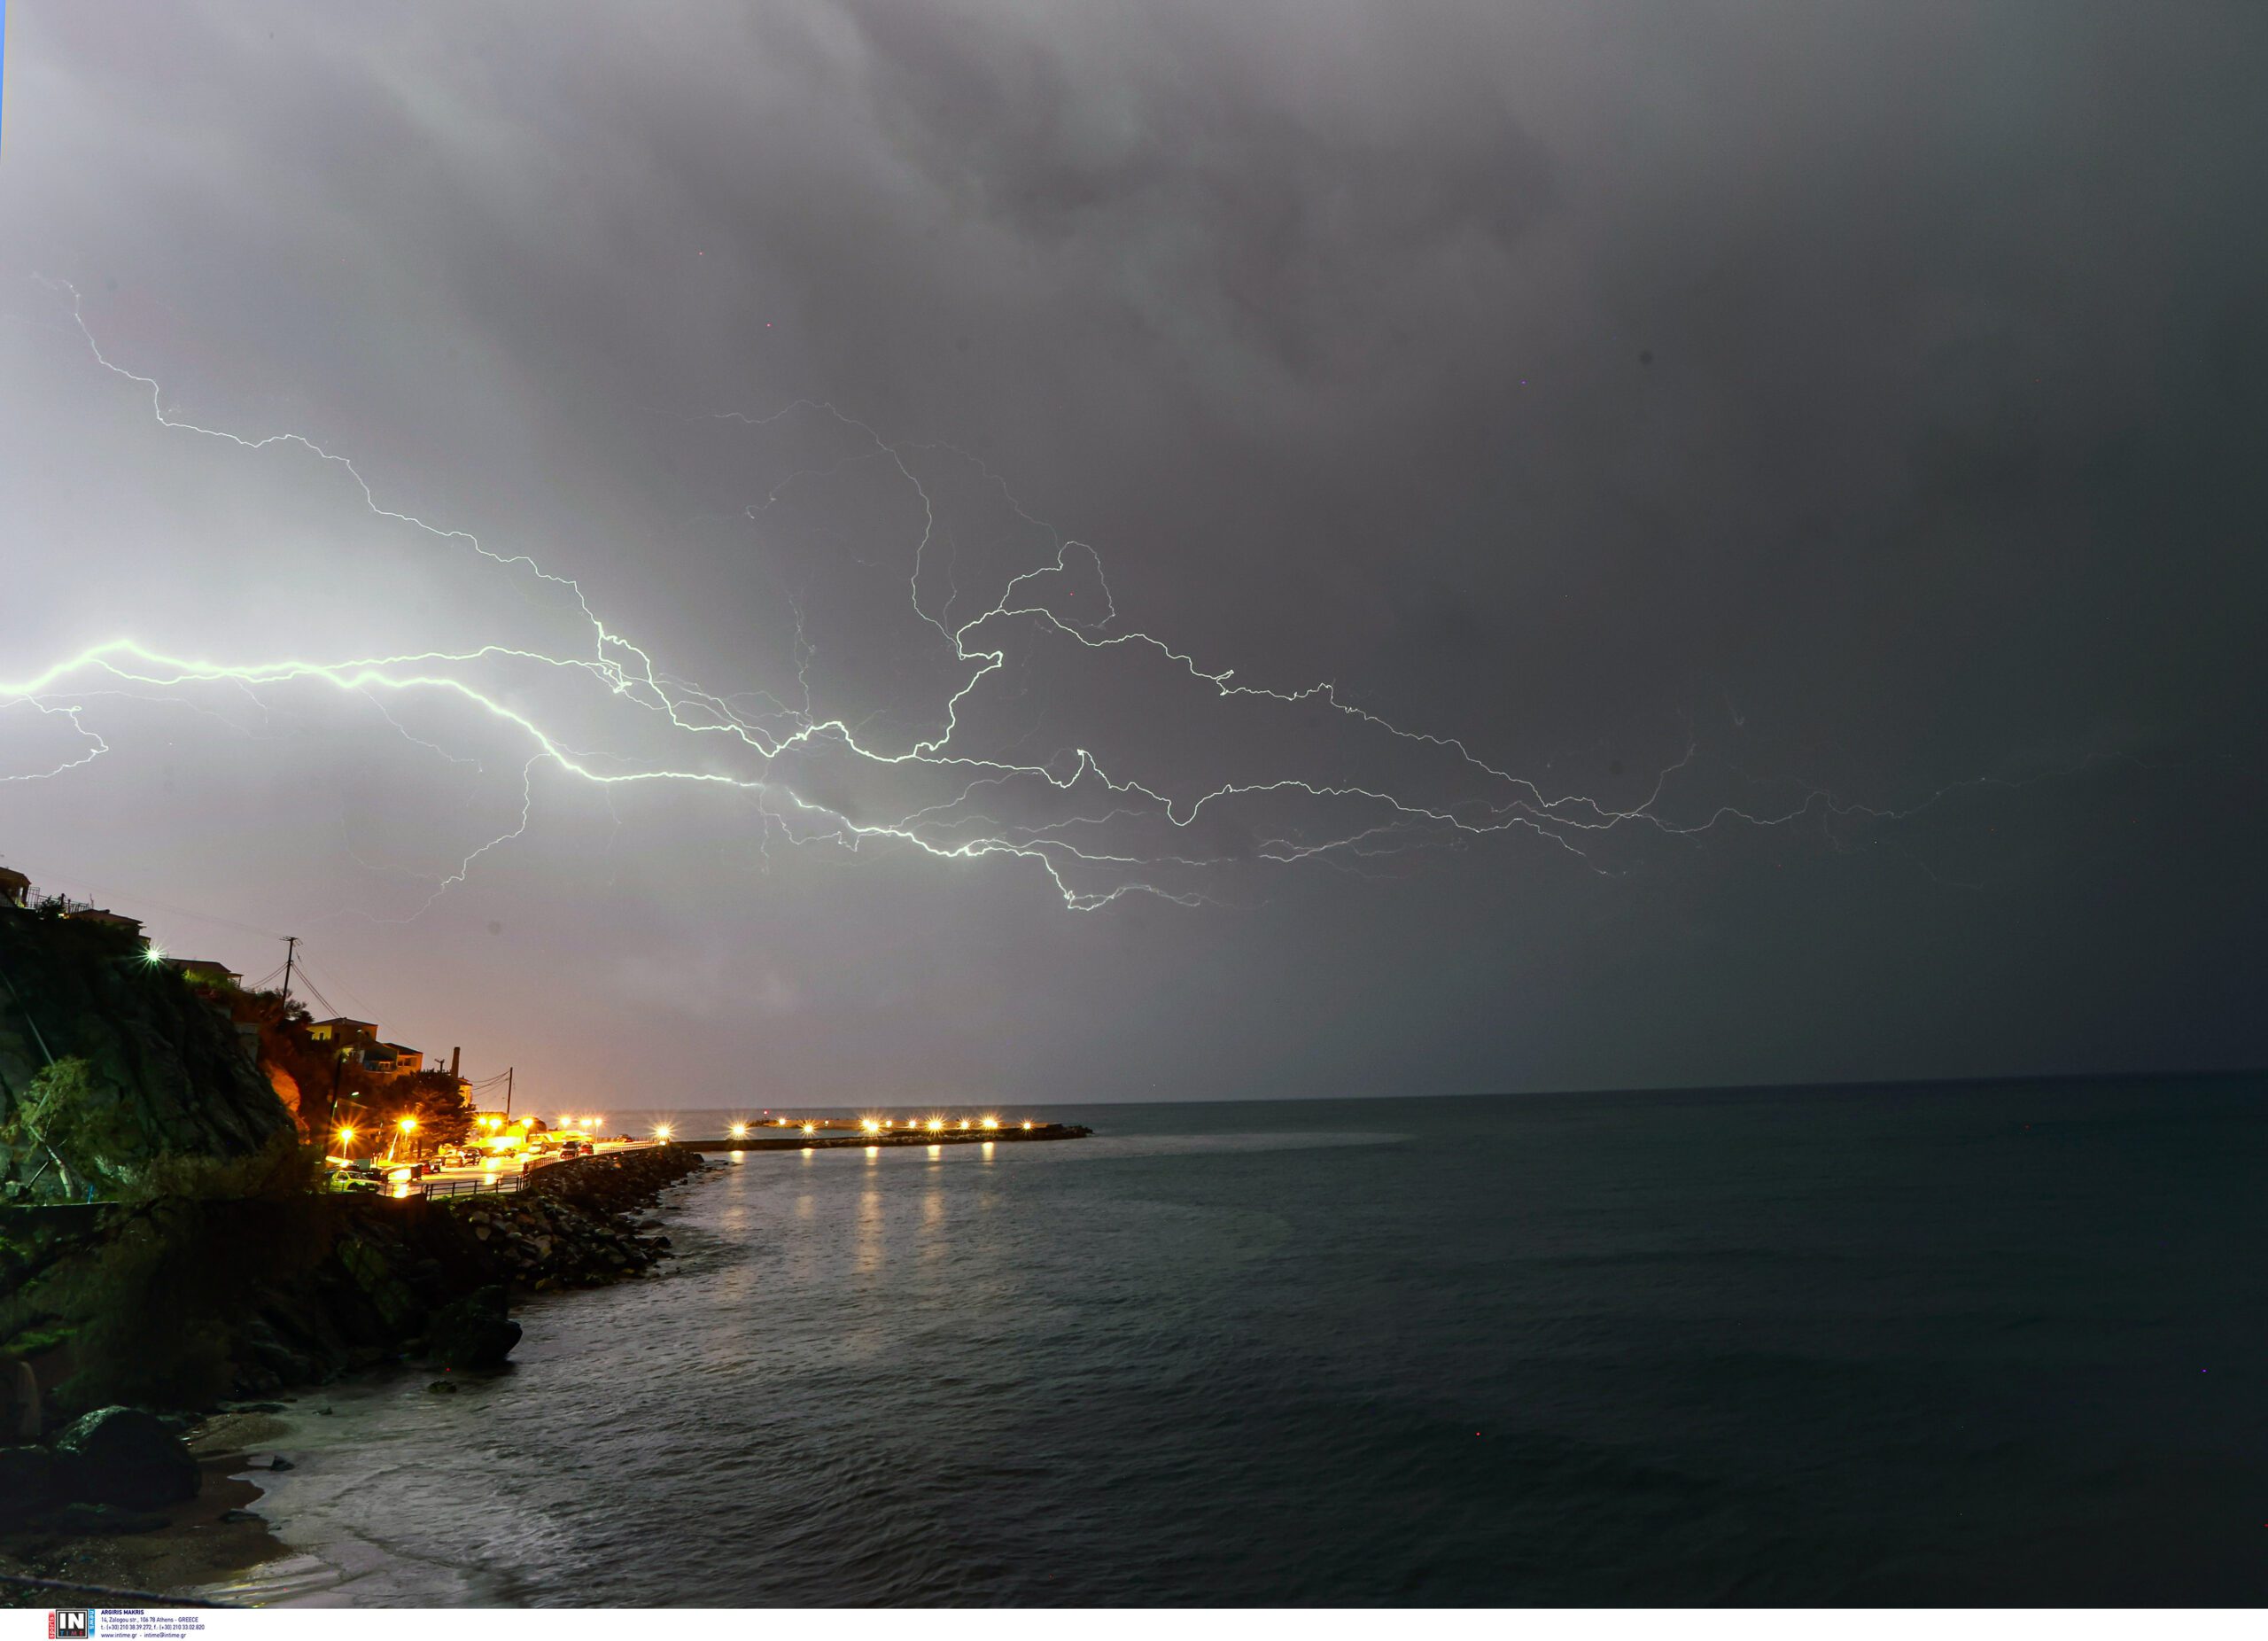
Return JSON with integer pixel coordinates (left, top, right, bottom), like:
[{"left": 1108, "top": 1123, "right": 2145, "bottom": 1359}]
[{"left": 209, "top": 1077, "right": 2266, "bottom": 1606}]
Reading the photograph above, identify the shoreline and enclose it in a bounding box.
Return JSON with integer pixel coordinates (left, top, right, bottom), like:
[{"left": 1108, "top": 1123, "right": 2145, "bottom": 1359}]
[
  {"left": 3, "top": 1151, "right": 718, "bottom": 1604},
  {"left": 0, "top": 1416, "right": 290, "bottom": 1604}
]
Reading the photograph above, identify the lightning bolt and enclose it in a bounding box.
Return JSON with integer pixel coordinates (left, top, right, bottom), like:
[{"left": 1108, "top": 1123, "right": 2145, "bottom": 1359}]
[{"left": 3, "top": 277, "right": 2001, "bottom": 914}]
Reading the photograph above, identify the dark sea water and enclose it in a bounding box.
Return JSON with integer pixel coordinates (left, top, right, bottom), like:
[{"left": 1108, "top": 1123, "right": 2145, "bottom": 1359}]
[{"left": 219, "top": 1078, "right": 2267, "bottom": 1606}]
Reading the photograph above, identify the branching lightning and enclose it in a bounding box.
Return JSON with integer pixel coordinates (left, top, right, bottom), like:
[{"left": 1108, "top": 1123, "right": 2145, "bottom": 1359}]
[{"left": 3, "top": 278, "right": 2001, "bottom": 914}]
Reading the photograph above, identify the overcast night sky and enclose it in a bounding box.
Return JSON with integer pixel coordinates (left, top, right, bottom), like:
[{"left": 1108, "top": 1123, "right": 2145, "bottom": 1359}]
[{"left": 1, "top": 2, "right": 2263, "bottom": 1109}]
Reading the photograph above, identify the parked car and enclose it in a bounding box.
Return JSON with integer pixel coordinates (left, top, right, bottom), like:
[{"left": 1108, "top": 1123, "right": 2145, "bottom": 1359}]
[{"left": 330, "top": 1160, "right": 383, "bottom": 1193}]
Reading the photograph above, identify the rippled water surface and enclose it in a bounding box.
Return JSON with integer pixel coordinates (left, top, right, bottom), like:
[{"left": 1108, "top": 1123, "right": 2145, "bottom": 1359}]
[{"left": 214, "top": 1081, "right": 2267, "bottom": 1605}]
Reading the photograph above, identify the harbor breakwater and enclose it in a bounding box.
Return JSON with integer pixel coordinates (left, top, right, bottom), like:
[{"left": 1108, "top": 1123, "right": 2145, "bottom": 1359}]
[{"left": 687, "top": 1122, "right": 1093, "bottom": 1152}]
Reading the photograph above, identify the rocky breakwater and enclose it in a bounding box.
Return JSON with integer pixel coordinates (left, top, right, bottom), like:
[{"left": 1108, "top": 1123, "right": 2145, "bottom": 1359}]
[
  {"left": 447, "top": 1145, "right": 703, "bottom": 1295},
  {"left": 241, "top": 1144, "right": 710, "bottom": 1388},
  {"left": 2, "top": 1147, "right": 708, "bottom": 1429}
]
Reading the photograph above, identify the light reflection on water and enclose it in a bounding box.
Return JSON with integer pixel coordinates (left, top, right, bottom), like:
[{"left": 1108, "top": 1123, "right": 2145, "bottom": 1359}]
[{"left": 199, "top": 1085, "right": 2268, "bottom": 1606}]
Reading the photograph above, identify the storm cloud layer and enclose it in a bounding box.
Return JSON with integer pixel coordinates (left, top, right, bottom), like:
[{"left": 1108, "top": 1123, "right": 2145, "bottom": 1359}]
[{"left": 3, "top": 1, "right": 2263, "bottom": 1105}]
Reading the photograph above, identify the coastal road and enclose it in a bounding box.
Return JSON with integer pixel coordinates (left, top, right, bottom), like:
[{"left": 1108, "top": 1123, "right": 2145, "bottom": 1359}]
[{"left": 373, "top": 1137, "right": 662, "bottom": 1194}]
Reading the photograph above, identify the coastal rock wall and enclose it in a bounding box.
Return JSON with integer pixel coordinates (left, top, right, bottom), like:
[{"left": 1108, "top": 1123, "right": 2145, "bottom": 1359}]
[{"left": 0, "top": 1147, "right": 707, "bottom": 1420}]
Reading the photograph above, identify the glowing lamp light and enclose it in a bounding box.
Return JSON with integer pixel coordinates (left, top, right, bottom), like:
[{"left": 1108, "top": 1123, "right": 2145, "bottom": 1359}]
[
  {"left": 1022, "top": 1121, "right": 1033, "bottom": 1130},
  {"left": 959, "top": 1119, "right": 971, "bottom": 1131},
  {"left": 927, "top": 1118, "right": 944, "bottom": 1132},
  {"left": 730, "top": 1123, "right": 750, "bottom": 1139},
  {"left": 802, "top": 1122, "right": 816, "bottom": 1135},
  {"left": 654, "top": 1124, "right": 674, "bottom": 1140},
  {"left": 982, "top": 1116, "right": 999, "bottom": 1130},
  {"left": 336, "top": 1126, "right": 357, "bottom": 1146},
  {"left": 398, "top": 1116, "right": 418, "bottom": 1133}
]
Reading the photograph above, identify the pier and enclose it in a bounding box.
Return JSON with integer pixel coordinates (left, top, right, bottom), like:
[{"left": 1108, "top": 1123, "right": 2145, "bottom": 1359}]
[{"left": 679, "top": 1121, "right": 1091, "bottom": 1154}]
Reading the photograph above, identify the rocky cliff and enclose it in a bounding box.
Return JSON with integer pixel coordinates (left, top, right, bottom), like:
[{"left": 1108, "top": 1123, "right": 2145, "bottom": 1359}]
[{"left": 0, "top": 912, "right": 291, "bottom": 1201}]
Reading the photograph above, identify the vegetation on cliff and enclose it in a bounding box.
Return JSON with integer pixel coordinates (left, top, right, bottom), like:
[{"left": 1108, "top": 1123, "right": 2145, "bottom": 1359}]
[{"left": 0, "top": 912, "right": 290, "bottom": 1202}]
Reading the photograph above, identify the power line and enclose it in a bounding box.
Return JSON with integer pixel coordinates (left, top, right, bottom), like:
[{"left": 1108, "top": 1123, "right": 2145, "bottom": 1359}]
[
  {"left": 293, "top": 951, "right": 382, "bottom": 1023},
  {"left": 296, "top": 969, "right": 340, "bottom": 1021}
]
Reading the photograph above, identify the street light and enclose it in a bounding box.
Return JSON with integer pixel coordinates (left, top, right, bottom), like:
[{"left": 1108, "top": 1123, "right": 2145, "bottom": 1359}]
[
  {"left": 730, "top": 1122, "right": 750, "bottom": 1139},
  {"left": 654, "top": 1123, "right": 674, "bottom": 1141},
  {"left": 336, "top": 1126, "right": 357, "bottom": 1155}
]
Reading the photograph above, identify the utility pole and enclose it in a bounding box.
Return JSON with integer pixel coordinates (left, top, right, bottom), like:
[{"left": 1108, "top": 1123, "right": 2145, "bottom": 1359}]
[
  {"left": 325, "top": 1047, "right": 347, "bottom": 1146},
  {"left": 279, "top": 936, "right": 300, "bottom": 1006}
]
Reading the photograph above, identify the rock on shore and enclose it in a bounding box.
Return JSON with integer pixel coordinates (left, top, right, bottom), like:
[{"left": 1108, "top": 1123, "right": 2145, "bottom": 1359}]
[
  {"left": 0, "top": 1146, "right": 708, "bottom": 1425},
  {"left": 229, "top": 1145, "right": 707, "bottom": 1393},
  {"left": 52, "top": 1406, "right": 200, "bottom": 1509}
]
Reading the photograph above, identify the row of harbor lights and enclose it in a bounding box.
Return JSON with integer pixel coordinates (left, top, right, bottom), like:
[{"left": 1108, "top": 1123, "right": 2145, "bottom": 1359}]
[{"left": 721, "top": 1116, "right": 1034, "bottom": 1139}]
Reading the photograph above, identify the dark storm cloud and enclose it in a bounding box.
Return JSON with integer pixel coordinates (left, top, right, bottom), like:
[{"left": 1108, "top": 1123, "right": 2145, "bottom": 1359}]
[
  {"left": 1, "top": 0, "right": 2263, "bottom": 1106},
  {"left": 836, "top": 0, "right": 1556, "bottom": 386}
]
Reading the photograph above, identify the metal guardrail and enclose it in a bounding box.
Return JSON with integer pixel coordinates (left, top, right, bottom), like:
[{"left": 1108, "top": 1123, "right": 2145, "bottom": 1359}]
[{"left": 417, "top": 1173, "right": 524, "bottom": 1200}]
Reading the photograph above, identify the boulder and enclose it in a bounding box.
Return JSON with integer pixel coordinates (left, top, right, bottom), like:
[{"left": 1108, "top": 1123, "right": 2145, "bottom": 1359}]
[
  {"left": 427, "top": 1285, "right": 521, "bottom": 1371},
  {"left": 52, "top": 1405, "right": 199, "bottom": 1509}
]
